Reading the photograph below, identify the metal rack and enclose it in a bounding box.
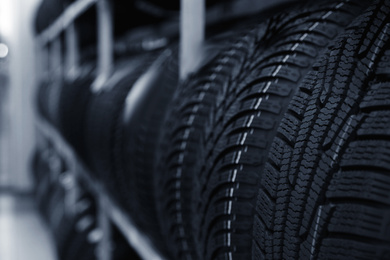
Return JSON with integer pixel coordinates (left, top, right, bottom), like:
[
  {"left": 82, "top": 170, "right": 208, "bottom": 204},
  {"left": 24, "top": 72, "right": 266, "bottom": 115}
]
[
  {"left": 35, "top": 0, "right": 206, "bottom": 258},
  {"left": 36, "top": 117, "right": 162, "bottom": 260},
  {"left": 34, "top": 0, "right": 294, "bottom": 259}
]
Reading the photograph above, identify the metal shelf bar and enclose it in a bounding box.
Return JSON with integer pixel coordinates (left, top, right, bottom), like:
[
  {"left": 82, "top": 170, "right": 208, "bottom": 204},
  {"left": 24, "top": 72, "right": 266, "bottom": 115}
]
[
  {"left": 97, "top": 197, "right": 112, "bottom": 260},
  {"left": 38, "top": 0, "right": 97, "bottom": 45},
  {"left": 179, "top": 0, "right": 205, "bottom": 80}
]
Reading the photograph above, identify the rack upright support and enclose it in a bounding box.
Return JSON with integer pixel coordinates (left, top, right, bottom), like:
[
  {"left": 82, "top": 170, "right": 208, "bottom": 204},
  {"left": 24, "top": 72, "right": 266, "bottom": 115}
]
[
  {"left": 92, "top": 0, "right": 113, "bottom": 92},
  {"left": 65, "top": 23, "right": 79, "bottom": 80},
  {"left": 180, "top": 0, "right": 206, "bottom": 80}
]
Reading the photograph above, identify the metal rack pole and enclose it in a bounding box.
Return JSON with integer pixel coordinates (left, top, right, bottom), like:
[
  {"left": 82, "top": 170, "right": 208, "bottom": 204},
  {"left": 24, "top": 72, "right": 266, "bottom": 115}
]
[
  {"left": 180, "top": 0, "right": 205, "bottom": 80},
  {"left": 92, "top": 0, "right": 113, "bottom": 92},
  {"left": 97, "top": 196, "right": 112, "bottom": 260},
  {"left": 65, "top": 23, "right": 79, "bottom": 80}
]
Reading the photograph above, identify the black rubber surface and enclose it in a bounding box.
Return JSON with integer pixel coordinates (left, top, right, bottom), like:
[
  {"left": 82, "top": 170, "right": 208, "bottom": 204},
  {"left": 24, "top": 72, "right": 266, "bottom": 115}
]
[
  {"left": 57, "top": 63, "right": 95, "bottom": 161},
  {"left": 33, "top": 148, "right": 53, "bottom": 218},
  {"left": 154, "top": 10, "right": 285, "bottom": 260},
  {"left": 112, "top": 49, "right": 179, "bottom": 256},
  {"left": 155, "top": 1, "right": 373, "bottom": 259},
  {"left": 84, "top": 52, "right": 157, "bottom": 187},
  {"left": 36, "top": 77, "right": 63, "bottom": 127},
  {"left": 36, "top": 80, "right": 51, "bottom": 122},
  {"left": 110, "top": 225, "right": 142, "bottom": 260},
  {"left": 33, "top": 1, "right": 390, "bottom": 259},
  {"left": 253, "top": 1, "right": 390, "bottom": 259},
  {"left": 47, "top": 79, "right": 64, "bottom": 128},
  {"left": 195, "top": 1, "right": 376, "bottom": 259}
]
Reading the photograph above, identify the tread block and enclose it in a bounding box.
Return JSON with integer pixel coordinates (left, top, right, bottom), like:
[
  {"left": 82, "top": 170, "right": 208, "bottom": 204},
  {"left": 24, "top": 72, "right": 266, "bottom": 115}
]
[{"left": 319, "top": 238, "right": 390, "bottom": 260}]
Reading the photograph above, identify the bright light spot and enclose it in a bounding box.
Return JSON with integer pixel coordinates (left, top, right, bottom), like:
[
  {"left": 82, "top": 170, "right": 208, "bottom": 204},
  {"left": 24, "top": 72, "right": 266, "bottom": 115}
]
[
  {"left": 0, "top": 0, "right": 14, "bottom": 40},
  {"left": 0, "top": 43, "right": 8, "bottom": 58}
]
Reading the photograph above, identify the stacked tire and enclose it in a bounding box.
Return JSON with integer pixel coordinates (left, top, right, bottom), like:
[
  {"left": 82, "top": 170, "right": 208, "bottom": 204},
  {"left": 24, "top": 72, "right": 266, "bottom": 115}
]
[
  {"left": 57, "top": 62, "right": 95, "bottom": 161},
  {"left": 155, "top": 0, "right": 390, "bottom": 259},
  {"left": 33, "top": 0, "right": 390, "bottom": 259}
]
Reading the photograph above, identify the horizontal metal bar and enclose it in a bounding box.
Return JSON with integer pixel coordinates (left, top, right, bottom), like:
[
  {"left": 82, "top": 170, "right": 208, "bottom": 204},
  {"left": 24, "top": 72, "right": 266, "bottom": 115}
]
[
  {"left": 97, "top": 197, "right": 112, "bottom": 260},
  {"left": 101, "top": 193, "right": 164, "bottom": 260},
  {"left": 37, "top": 0, "right": 97, "bottom": 45}
]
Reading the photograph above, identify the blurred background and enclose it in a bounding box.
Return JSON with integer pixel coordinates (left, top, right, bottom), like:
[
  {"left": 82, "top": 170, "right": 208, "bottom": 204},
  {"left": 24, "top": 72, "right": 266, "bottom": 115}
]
[
  {"left": 0, "top": 0, "right": 39, "bottom": 191},
  {"left": 0, "top": 0, "right": 57, "bottom": 260}
]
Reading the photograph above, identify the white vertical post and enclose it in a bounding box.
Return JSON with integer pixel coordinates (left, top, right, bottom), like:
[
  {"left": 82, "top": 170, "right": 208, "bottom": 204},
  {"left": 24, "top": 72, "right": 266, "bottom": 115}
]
[
  {"left": 180, "top": 0, "right": 205, "bottom": 80},
  {"left": 50, "top": 37, "right": 62, "bottom": 81},
  {"left": 65, "top": 23, "right": 79, "bottom": 80},
  {"left": 92, "top": 0, "right": 113, "bottom": 92},
  {"left": 97, "top": 196, "right": 112, "bottom": 260}
]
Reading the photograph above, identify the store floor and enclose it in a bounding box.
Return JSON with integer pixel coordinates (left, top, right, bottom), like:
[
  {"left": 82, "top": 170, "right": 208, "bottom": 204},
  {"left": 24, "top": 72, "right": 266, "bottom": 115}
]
[{"left": 0, "top": 192, "right": 58, "bottom": 260}]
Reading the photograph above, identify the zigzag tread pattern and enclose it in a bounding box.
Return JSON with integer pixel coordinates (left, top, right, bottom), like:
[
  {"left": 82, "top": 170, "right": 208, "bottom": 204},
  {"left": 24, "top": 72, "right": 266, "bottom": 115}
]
[
  {"left": 254, "top": 1, "right": 390, "bottom": 259},
  {"left": 187, "top": 1, "right": 373, "bottom": 259}
]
